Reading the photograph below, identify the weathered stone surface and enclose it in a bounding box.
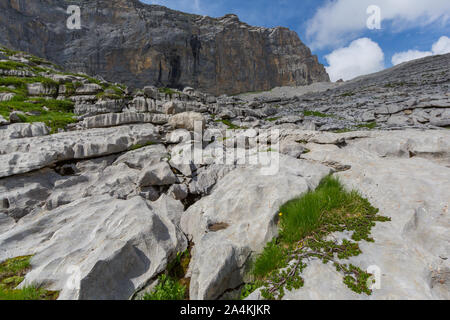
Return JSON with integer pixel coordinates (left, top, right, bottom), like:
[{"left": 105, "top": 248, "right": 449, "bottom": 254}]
[
  {"left": 27, "top": 82, "right": 56, "bottom": 96},
  {"left": 45, "top": 162, "right": 141, "bottom": 211},
  {"left": 0, "top": 124, "right": 161, "bottom": 178},
  {"left": 0, "top": 0, "right": 329, "bottom": 95},
  {"left": 74, "top": 100, "right": 125, "bottom": 116},
  {"left": 0, "top": 168, "right": 61, "bottom": 220},
  {"left": 163, "top": 101, "right": 183, "bottom": 115},
  {"left": 75, "top": 83, "right": 103, "bottom": 95},
  {"left": 0, "top": 195, "right": 187, "bottom": 300},
  {"left": 113, "top": 144, "right": 168, "bottom": 170},
  {"left": 277, "top": 130, "right": 450, "bottom": 300},
  {"left": 0, "top": 122, "right": 49, "bottom": 140},
  {"left": 181, "top": 156, "right": 331, "bottom": 299},
  {"left": 150, "top": 194, "right": 185, "bottom": 227},
  {"left": 168, "top": 140, "right": 203, "bottom": 177},
  {"left": 168, "top": 184, "right": 189, "bottom": 201},
  {"left": 81, "top": 112, "right": 170, "bottom": 128},
  {"left": 8, "top": 111, "right": 25, "bottom": 123},
  {"left": 166, "top": 129, "right": 193, "bottom": 144},
  {"left": 279, "top": 141, "right": 305, "bottom": 158},
  {"left": 168, "top": 112, "right": 205, "bottom": 131},
  {"left": 0, "top": 115, "right": 7, "bottom": 126},
  {"left": 138, "top": 161, "right": 179, "bottom": 187},
  {"left": 0, "top": 92, "right": 15, "bottom": 102},
  {"left": 188, "top": 164, "right": 234, "bottom": 196}
]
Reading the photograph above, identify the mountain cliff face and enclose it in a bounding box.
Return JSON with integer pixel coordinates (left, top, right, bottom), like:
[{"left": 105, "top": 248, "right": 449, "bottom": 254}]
[{"left": 0, "top": 0, "right": 329, "bottom": 95}]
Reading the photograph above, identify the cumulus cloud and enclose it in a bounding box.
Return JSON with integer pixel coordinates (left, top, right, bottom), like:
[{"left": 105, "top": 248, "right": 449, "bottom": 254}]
[
  {"left": 432, "top": 35, "right": 450, "bottom": 54},
  {"left": 306, "top": 0, "right": 450, "bottom": 50},
  {"left": 324, "top": 38, "right": 385, "bottom": 82},
  {"left": 391, "top": 50, "right": 432, "bottom": 65},
  {"left": 392, "top": 36, "right": 450, "bottom": 65}
]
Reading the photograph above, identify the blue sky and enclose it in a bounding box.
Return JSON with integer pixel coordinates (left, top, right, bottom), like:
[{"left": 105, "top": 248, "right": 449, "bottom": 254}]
[{"left": 142, "top": 0, "right": 450, "bottom": 81}]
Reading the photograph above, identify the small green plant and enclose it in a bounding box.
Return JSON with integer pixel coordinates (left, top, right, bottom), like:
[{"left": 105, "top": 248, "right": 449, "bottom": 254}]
[
  {"left": 251, "top": 241, "right": 288, "bottom": 278},
  {"left": 266, "top": 117, "right": 281, "bottom": 122},
  {"left": 0, "top": 61, "right": 29, "bottom": 71},
  {"left": 303, "top": 110, "right": 332, "bottom": 118},
  {"left": 0, "top": 46, "right": 19, "bottom": 56},
  {"left": 64, "top": 81, "right": 83, "bottom": 96},
  {"left": 159, "top": 87, "right": 178, "bottom": 99},
  {"left": 96, "top": 85, "right": 125, "bottom": 100},
  {"left": 128, "top": 141, "right": 155, "bottom": 151},
  {"left": 142, "top": 274, "right": 186, "bottom": 300},
  {"left": 340, "top": 92, "right": 355, "bottom": 97},
  {"left": 215, "top": 119, "right": 241, "bottom": 129},
  {"left": 356, "top": 122, "right": 377, "bottom": 130},
  {"left": 240, "top": 281, "right": 264, "bottom": 300}
]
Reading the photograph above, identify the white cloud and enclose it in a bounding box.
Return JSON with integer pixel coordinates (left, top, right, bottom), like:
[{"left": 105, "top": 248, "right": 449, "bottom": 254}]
[
  {"left": 392, "top": 50, "right": 433, "bottom": 65},
  {"left": 432, "top": 35, "right": 450, "bottom": 54},
  {"left": 306, "top": 0, "right": 450, "bottom": 50},
  {"left": 325, "top": 38, "right": 385, "bottom": 82},
  {"left": 392, "top": 36, "right": 450, "bottom": 65}
]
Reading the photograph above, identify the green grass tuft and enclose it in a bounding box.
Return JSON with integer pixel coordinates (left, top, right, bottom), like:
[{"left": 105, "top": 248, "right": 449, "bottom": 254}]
[
  {"left": 158, "top": 87, "right": 178, "bottom": 98},
  {"left": 0, "top": 256, "right": 59, "bottom": 300},
  {"left": 0, "top": 61, "right": 29, "bottom": 71},
  {"left": 356, "top": 122, "right": 377, "bottom": 130},
  {"left": 251, "top": 241, "right": 288, "bottom": 279},
  {"left": 215, "top": 119, "right": 241, "bottom": 129},
  {"left": 0, "top": 95, "right": 76, "bottom": 133},
  {"left": 303, "top": 110, "right": 333, "bottom": 118},
  {"left": 142, "top": 274, "right": 186, "bottom": 300}
]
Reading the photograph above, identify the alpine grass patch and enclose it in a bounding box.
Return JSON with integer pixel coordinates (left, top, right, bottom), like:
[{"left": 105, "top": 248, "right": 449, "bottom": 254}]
[
  {"left": 242, "top": 175, "right": 391, "bottom": 300},
  {"left": 0, "top": 95, "right": 76, "bottom": 133},
  {"left": 303, "top": 110, "right": 333, "bottom": 118},
  {"left": 142, "top": 274, "right": 186, "bottom": 300},
  {"left": 142, "top": 249, "right": 191, "bottom": 300},
  {"left": 0, "top": 256, "right": 58, "bottom": 300}
]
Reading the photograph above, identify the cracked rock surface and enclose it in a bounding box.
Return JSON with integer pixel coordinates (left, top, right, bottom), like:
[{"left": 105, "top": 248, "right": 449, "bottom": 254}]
[{"left": 0, "top": 48, "right": 449, "bottom": 300}]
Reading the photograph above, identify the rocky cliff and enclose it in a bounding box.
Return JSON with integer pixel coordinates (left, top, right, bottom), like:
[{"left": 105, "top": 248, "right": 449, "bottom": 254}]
[{"left": 0, "top": 0, "right": 329, "bottom": 95}]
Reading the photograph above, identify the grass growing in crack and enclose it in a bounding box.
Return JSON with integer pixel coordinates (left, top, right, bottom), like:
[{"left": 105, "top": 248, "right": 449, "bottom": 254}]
[
  {"left": 142, "top": 249, "right": 191, "bottom": 300},
  {"left": 0, "top": 76, "right": 59, "bottom": 94},
  {"left": 215, "top": 119, "right": 241, "bottom": 129},
  {"left": 96, "top": 85, "right": 125, "bottom": 100},
  {"left": 159, "top": 87, "right": 178, "bottom": 99},
  {"left": 240, "top": 281, "right": 265, "bottom": 300},
  {"left": 0, "top": 61, "right": 29, "bottom": 71},
  {"left": 128, "top": 141, "right": 155, "bottom": 151},
  {"left": 303, "top": 110, "right": 333, "bottom": 118},
  {"left": 142, "top": 274, "right": 186, "bottom": 300},
  {"left": 243, "top": 175, "right": 391, "bottom": 300},
  {"left": 356, "top": 122, "right": 377, "bottom": 130},
  {"left": 0, "top": 256, "right": 58, "bottom": 300},
  {"left": 251, "top": 241, "right": 288, "bottom": 279}
]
